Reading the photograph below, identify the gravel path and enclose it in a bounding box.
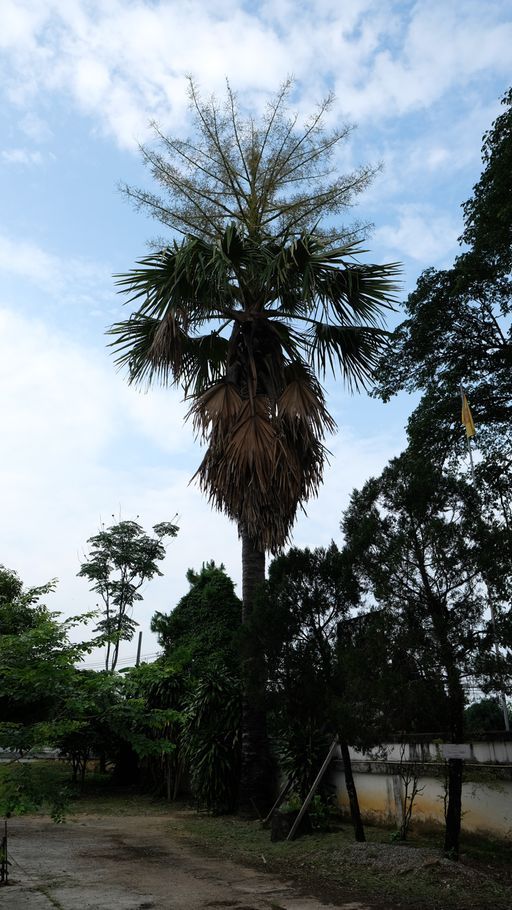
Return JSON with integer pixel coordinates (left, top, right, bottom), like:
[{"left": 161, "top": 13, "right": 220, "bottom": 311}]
[{"left": 3, "top": 814, "right": 371, "bottom": 910}]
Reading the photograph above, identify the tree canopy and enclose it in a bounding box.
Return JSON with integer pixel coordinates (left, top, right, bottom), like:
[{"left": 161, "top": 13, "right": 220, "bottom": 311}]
[
  {"left": 375, "top": 87, "right": 512, "bottom": 470},
  {"left": 341, "top": 450, "right": 512, "bottom": 856},
  {"left": 111, "top": 83, "right": 399, "bottom": 553},
  {"left": 0, "top": 569, "right": 90, "bottom": 756},
  {"left": 151, "top": 561, "right": 241, "bottom": 673},
  {"left": 78, "top": 518, "right": 178, "bottom": 671},
  {"left": 122, "top": 78, "right": 378, "bottom": 244}
]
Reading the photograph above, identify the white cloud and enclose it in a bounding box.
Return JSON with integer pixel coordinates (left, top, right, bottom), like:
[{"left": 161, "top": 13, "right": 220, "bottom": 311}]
[
  {"left": 19, "top": 111, "right": 54, "bottom": 143},
  {"left": 374, "top": 204, "right": 461, "bottom": 264},
  {"left": 292, "top": 422, "right": 404, "bottom": 551},
  {"left": 0, "top": 232, "right": 108, "bottom": 297},
  {"left": 0, "top": 304, "right": 237, "bottom": 645},
  {"left": 0, "top": 303, "right": 403, "bottom": 659},
  {"left": 0, "top": 1, "right": 510, "bottom": 148},
  {"left": 1, "top": 148, "right": 43, "bottom": 165},
  {"left": 333, "top": 3, "right": 512, "bottom": 120}
]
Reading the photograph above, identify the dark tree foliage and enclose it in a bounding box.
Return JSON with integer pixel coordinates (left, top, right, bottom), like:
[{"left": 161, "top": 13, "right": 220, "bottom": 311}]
[
  {"left": 372, "top": 92, "right": 512, "bottom": 755},
  {"left": 376, "top": 261, "right": 512, "bottom": 462},
  {"left": 110, "top": 661, "right": 186, "bottom": 793},
  {"left": 336, "top": 608, "right": 451, "bottom": 738},
  {"left": 0, "top": 570, "right": 87, "bottom": 750},
  {"left": 464, "top": 697, "right": 511, "bottom": 735},
  {"left": 48, "top": 670, "right": 123, "bottom": 791},
  {"left": 263, "top": 543, "right": 353, "bottom": 769},
  {"left": 375, "top": 87, "right": 512, "bottom": 473},
  {"left": 341, "top": 452, "right": 510, "bottom": 856},
  {"left": 342, "top": 455, "right": 504, "bottom": 720},
  {"left": 460, "top": 87, "right": 512, "bottom": 274},
  {"left": 149, "top": 563, "right": 242, "bottom": 812},
  {"left": 0, "top": 567, "right": 108, "bottom": 817},
  {"left": 151, "top": 561, "right": 241, "bottom": 673},
  {"left": 0, "top": 565, "right": 23, "bottom": 605},
  {"left": 258, "top": 544, "right": 365, "bottom": 840},
  {"left": 182, "top": 671, "right": 241, "bottom": 813}
]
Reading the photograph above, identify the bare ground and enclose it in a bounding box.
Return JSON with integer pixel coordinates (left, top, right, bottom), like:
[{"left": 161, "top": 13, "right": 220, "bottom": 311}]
[{"left": 3, "top": 813, "right": 372, "bottom": 910}]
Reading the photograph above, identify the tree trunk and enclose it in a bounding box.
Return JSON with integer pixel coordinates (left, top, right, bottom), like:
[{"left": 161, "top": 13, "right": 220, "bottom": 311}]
[
  {"left": 443, "top": 666, "right": 465, "bottom": 858},
  {"left": 238, "top": 525, "right": 274, "bottom": 816},
  {"left": 80, "top": 751, "right": 88, "bottom": 793},
  {"left": 444, "top": 758, "right": 463, "bottom": 856},
  {"left": 340, "top": 738, "right": 365, "bottom": 842},
  {"left": 425, "top": 589, "right": 465, "bottom": 861}
]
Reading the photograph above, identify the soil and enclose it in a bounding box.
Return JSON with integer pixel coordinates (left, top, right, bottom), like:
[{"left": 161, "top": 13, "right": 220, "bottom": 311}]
[{"left": 3, "top": 813, "right": 373, "bottom": 910}]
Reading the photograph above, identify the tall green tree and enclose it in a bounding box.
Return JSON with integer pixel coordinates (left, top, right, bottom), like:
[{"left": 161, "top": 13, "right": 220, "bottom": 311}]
[
  {"left": 152, "top": 561, "right": 241, "bottom": 672},
  {"left": 0, "top": 566, "right": 100, "bottom": 818},
  {"left": 263, "top": 543, "right": 365, "bottom": 841},
  {"left": 46, "top": 669, "right": 122, "bottom": 790},
  {"left": 109, "top": 81, "right": 399, "bottom": 811},
  {"left": 78, "top": 518, "right": 178, "bottom": 671},
  {"left": 375, "top": 87, "right": 512, "bottom": 478},
  {"left": 341, "top": 452, "right": 509, "bottom": 857},
  {"left": 0, "top": 568, "right": 88, "bottom": 754},
  {"left": 151, "top": 562, "right": 242, "bottom": 811},
  {"left": 373, "top": 87, "right": 512, "bottom": 744}
]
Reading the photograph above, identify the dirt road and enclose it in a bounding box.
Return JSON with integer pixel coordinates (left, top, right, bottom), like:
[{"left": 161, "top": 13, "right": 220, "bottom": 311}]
[{"left": 3, "top": 814, "right": 370, "bottom": 910}]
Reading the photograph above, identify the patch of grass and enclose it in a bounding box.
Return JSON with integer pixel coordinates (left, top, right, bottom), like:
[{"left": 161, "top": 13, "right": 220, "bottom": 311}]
[
  {"left": 457, "top": 830, "right": 512, "bottom": 871},
  {"left": 70, "top": 788, "right": 178, "bottom": 817},
  {"left": 0, "top": 760, "right": 75, "bottom": 818},
  {"left": 388, "top": 821, "right": 512, "bottom": 875},
  {"left": 0, "top": 761, "right": 174, "bottom": 818},
  {"left": 173, "top": 812, "right": 512, "bottom": 910},
  {"left": 0, "top": 759, "right": 69, "bottom": 795}
]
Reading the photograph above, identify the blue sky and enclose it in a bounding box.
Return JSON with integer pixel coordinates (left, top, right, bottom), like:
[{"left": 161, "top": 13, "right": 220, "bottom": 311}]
[{"left": 0, "top": 0, "right": 510, "bottom": 665}]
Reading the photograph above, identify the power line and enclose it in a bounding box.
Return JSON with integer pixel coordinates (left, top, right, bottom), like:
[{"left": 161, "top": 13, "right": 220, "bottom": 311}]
[{"left": 78, "top": 650, "right": 160, "bottom": 670}]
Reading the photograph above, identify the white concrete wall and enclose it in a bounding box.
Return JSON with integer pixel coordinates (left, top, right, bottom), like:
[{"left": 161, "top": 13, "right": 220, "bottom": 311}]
[
  {"left": 331, "top": 740, "right": 512, "bottom": 838},
  {"left": 348, "top": 740, "right": 512, "bottom": 765},
  {"left": 334, "top": 769, "right": 512, "bottom": 837}
]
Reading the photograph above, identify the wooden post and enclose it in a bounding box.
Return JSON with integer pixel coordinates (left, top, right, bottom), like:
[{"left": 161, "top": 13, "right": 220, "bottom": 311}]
[
  {"left": 286, "top": 736, "right": 339, "bottom": 842},
  {"left": 262, "top": 774, "right": 294, "bottom": 827},
  {"left": 1, "top": 818, "right": 8, "bottom": 884}
]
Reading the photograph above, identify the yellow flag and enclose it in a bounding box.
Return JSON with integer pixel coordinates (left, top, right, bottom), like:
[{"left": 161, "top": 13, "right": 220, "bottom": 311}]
[{"left": 461, "top": 393, "right": 475, "bottom": 438}]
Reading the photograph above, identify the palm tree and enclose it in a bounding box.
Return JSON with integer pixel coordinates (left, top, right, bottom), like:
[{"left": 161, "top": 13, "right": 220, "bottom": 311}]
[{"left": 109, "top": 81, "right": 400, "bottom": 810}]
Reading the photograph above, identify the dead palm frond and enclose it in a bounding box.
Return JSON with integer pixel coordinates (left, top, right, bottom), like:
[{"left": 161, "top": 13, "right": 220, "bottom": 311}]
[{"left": 110, "top": 223, "right": 400, "bottom": 551}]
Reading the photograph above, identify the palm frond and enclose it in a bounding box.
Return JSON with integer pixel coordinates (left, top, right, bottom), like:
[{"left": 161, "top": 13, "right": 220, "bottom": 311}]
[
  {"left": 278, "top": 374, "right": 337, "bottom": 438},
  {"left": 257, "top": 234, "right": 400, "bottom": 333},
  {"left": 180, "top": 333, "right": 230, "bottom": 396},
  {"left": 225, "top": 398, "right": 279, "bottom": 492},
  {"left": 190, "top": 387, "right": 332, "bottom": 551},
  {"left": 189, "top": 381, "right": 244, "bottom": 440},
  {"left": 310, "top": 257, "right": 401, "bottom": 327},
  {"left": 114, "top": 238, "right": 238, "bottom": 325},
  {"left": 307, "top": 323, "right": 390, "bottom": 390},
  {"left": 109, "top": 223, "right": 399, "bottom": 551},
  {"left": 108, "top": 315, "right": 181, "bottom": 386}
]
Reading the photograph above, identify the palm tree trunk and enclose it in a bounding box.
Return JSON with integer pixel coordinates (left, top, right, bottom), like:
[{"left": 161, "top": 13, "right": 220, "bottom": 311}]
[{"left": 238, "top": 525, "right": 274, "bottom": 815}]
